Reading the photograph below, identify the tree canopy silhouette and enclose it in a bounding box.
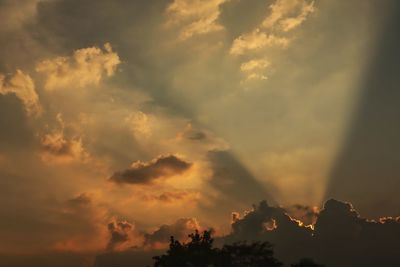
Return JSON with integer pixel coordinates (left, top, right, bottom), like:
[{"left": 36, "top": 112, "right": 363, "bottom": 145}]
[
  {"left": 152, "top": 230, "right": 325, "bottom": 267},
  {"left": 153, "top": 230, "right": 283, "bottom": 267}
]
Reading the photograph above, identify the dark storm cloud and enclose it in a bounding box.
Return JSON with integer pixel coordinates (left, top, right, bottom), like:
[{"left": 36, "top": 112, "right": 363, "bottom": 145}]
[
  {"left": 221, "top": 199, "right": 400, "bottom": 266},
  {"left": 95, "top": 199, "right": 400, "bottom": 267},
  {"left": 221, "top": 200, "right": 313, "bottom": 264},
  {"left": 110, "top": 154, "right": 192, "bottom": 185},
  {"left": 313, "top": 199, "right": 400, "bottom": 266},
  {"left": 326, "top": 0, "right": 400, "bottom": 217},
  {"left": 287, "top": 204, "right": 319, "bottom": 225}
]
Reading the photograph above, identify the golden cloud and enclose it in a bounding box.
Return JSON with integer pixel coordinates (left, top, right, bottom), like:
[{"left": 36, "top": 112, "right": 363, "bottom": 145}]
[
  {"left": 0, "top": 70, "right": 41, "bottom": 116},
  {"left": 230, "top": 29, "right": 289, "bottom": 55},
  {"left": 165, "top": 0, "right": 226, "bottom": 40},
  {"left": 40, "top": 114, "right": 89, "bottom": 163},
  {"left": 262, "top": 0, "right": 315, "bottom": 32},
  {"left": 36, "top": 43, "right": 120, "bottom": 91}
]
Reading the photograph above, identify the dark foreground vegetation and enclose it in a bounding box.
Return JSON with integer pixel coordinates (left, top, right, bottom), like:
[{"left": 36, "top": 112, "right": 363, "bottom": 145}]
[{"left": 152, "top": 230, "right": 324, "bottom": 267}]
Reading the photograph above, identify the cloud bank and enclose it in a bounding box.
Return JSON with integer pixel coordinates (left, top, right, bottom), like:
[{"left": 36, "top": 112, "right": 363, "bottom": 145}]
[{"left": 92, "top": 198, "right": 400, "bottom": 267}]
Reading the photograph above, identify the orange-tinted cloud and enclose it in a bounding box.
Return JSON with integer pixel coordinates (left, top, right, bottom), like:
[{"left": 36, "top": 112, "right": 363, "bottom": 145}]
[
  {"left": 165, "top": 0, "right": 226, "bottom": 40},
  {"left": 40, "top": 114, "right": 89, "bottom": 163},
  {"left": 144, "top": 218, "right": 202, "bottom": 248},
  {"left": 0, "top": 70, "right": 41, "bottom": 116},
  {"left": 36, "top": 43, "right": 120, "bottom": 91},
  {"left": 143, "top": 190, "right": 200, "bottom": 204}
]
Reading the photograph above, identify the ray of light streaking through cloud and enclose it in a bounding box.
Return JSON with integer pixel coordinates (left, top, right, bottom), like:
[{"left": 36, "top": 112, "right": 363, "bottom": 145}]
[
  {"left": 325, "top": 0, "right": 400, "bottom": 218},
  {"left": 1, "top": 1, "right": 400, "bottom": 266}
]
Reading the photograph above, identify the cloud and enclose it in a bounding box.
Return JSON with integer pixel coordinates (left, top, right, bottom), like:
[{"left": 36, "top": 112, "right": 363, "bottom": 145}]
[
  {"left": 177, "top": 123, "right": 208, "bottom": 141},
  {"left": 286, "top": 204, "right": 319, "bottom": 225},
  {"left": 40, "top": 114, "right": 89, "bottom": 163},
  {"left": 49, "top": 193, "right": 112, "bottom": 253},
  {"left": 165, "top": 0, "right": 226, "bottom": 40},
  {"left": 229, "top": 0, "right": 316, "bottom": 85},
  {"left": 68, "top": 193, "right": 92, "bottom": 206},
  {"left": 313, "top": 199, "right": 400, "bottom": 266},
  {"left": 0, "top": 70, "right": 41, "bottom": 115},
  {"left": 143, "top": 191, "right": 199, "bottom": 204},
  {"left": 240, "top": 58, "right": 270, "bottom": 81},
  {"left": 144, "top": 218, "right": 201, "bottom": 247},
  {"left": 41, "top": 132, "right": 87, "bottom": 162},
  {"left": 94, "top": 218, "right": 202, "bottom": 266},
  {"left": 105, "top": 217, "right": 202, "bottom": 251},
  {"left": 229, "top": 0, "right": 315, "bottom": 55},
  {"left": 0, "top": 2, "right": 397, "bottom": 266},
  {"left": 125, "top": 111, "right": 153, "bottom": 139},
  {"left": 261, "top": 0, "right": 315, "bottom": 32},
  {"left": 230, "top": 29, "right": 289, "bottom": 55},
  {"left": 225, "top": 200, "right": 312, "bottom": 243},
  {"left": 110, "top": 154, "right": 192, "bottom": 185},
  {"left": 84, "top": 198, "right": 400, "bottom": 266},
  {"left": 222, "top": 199, "right": 400, "bottom": 266},
  {"left": 240, "top": 58, "right": 270, "bottom": 72},
  {"left": 175, "top": 124, "right": 230, "bottom": 155},
  {"left": 36, "top": 43, "right": 120, "bottom": 91},
  {"left": 106, "top": 221, "right": 135, "bottom": 251}
]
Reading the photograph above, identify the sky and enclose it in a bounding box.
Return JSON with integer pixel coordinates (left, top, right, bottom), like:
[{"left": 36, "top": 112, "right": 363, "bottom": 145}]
[{"left": 0, "top": 0, "right": 400, "bottom": 266}]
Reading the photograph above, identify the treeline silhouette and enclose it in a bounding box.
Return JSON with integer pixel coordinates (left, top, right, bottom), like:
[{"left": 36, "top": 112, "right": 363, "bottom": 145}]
[{"left": 152, "top": 230, "right": 324, "bottom": 267}]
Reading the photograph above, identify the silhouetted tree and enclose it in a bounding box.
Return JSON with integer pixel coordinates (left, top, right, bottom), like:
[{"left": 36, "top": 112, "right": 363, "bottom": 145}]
[
  {"left": 152, "top": 230, "right": 283, "bottom": 267},
  {"left": 153, "top": 230, "right": 216, "bottom": 267},
  {"left": 291, "top": 258, "right": 325, "bottom": 267}
]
